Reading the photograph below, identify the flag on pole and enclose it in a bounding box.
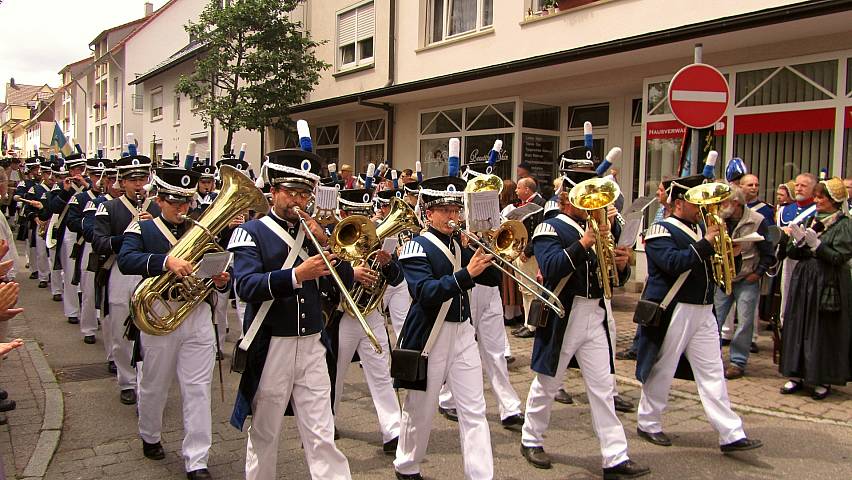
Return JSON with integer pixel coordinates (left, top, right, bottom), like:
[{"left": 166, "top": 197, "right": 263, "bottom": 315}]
[{"left": 50, "top": 122, "right": 73, "bottom": 157}]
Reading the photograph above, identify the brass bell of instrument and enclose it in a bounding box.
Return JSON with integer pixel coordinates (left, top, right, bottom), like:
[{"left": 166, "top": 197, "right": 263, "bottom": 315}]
[
  {"left": 685, "top": 182, "right": 735, "bottom": 295},
  {"left": 568, "top": 177, "right": 621, "bottom": 299},
  {"left": 465, "top": 173, "right": 503, "bottom": 193}
]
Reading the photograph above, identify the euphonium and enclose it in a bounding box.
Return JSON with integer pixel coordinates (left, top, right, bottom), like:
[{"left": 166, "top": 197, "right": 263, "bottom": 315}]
[
  {"left": 130, "top": 165, "right": 269, "bottom": 335},
  {"left": 568, "top": 177, "right": 621, "bottom": 299},
  {"left": 685, "top": 182, "right": 735, "bottom": 296},
  {"left": 330, "top": 197, "right": 419, "bottom": 318}
]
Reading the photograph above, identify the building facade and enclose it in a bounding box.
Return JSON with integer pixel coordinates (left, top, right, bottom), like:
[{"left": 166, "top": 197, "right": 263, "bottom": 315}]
[
  {"left": 1, "top": 82, "right": 55, "bottom": 157},
  {"left": 55, "top": 58, "right": 93, "bottom": 153},
  {"left": 275, "top": 0, "right": 852, "bottom": 206}
]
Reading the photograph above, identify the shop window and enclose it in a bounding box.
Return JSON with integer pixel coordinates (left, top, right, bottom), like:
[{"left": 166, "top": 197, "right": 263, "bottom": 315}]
[
  {"left": 427, "top": 0, "right": 493, "bottom": 45},
  {"left": 420, "top": 137, "right": 451, "bottom": 178},
  {"left": 631, "top": 98, "right": 642, "bottom": 126},
  {"left": 847, "top": 57, "right": 852, "bottom": 95},
  {"left": 520, "top": 133, "right": 557, "bottom": 197},
  {"left": 567, "top": 103, "right": 608, "bottom": 130},
  {"left": 647, "top": 81, "right": 671, "bottom": 115},
  {"left": 736, "top": 60, "right": 838, "bottom": 107},
  {"left": 355, "top": 118, "right": 385, "bottom": 173},
  {"left": 466, "top": 133, "right": 512, "bottom": 180},
  {"left": 315, "top": 125, "right": 339, "bottom": 173},
  {"left": 522, "top": 102, "right": 560, "bottom": 131},
  {"left": 337, "top": 2, "right": 374, "bottom": 70},
  {"left": 844, "top": 127, "right": 851, "bottom": 177},
  {"left": 465, "top": 102, "right": 514, "bottom": 130},
  {"left": 420, "top": 109, "right": 462, "bottom": 135}
]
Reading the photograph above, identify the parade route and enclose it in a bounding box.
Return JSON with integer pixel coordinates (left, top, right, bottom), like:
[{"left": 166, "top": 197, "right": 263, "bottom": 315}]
[{"left": 0, "top": 247, "right": 848, "bottom": 479}]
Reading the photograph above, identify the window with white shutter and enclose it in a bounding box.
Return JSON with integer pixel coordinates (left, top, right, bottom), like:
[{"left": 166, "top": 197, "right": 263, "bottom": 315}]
[{"left": 337, "top": 2, "right": 374, "bottom": 70}]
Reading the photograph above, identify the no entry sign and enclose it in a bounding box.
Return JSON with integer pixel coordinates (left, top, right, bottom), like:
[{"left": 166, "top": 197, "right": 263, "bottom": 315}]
[{"left": 668, "top": 63, "right": 729, "bottom": 129}]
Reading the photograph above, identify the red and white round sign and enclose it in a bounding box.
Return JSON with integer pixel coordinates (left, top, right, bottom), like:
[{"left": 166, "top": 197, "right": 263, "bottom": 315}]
[{"left": 668, "top": 63, "right": 729, "bottom": 129}]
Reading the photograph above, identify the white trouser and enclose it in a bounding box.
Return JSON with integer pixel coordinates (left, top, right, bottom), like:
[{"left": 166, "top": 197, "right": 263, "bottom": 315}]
[
  {"left": 383, "top": 280, "right": 410, "bottom": 339},
  {"left": 48, "top": 247, "right": 63, "bottom": 295},
  {"left": 515, "top": 256, "right": 539, "bottom": 331},
  {"left": 78, "top": 242, "right": 98, "bottom": 337},
  {"left": 334, "top": 310, "right": 400, "bottom": 443},
  {"left": 470, "top": 285, "right": 521, "bottom": 420},
  {"left": 245, "top": 334, "right": 351, "bottom": 480},
  {"left": 720, "top": 300, "right": 759, "bottom": 343},
  {"left": 637, "top": 303, "right": 746, "bottom": 445},
  {"left": 28, "top": 240, "right": 38, "bottom": 275},
  {"left": 522, "top": 297, "right": 628, "bottom": 468},
  {"left": 139, "top": 304, "right": 215, "bottom": 471},
  {"left": 35, "top": 234, "right": 50, "bottom": 282},
  {"left": 233, "top": 284, "right": 246, "bottom": 326},
  {"left": 107, "top": 269, "right": 140, "bottom": 390},
  {"left": 60, "top": 234, "right": 80, "bottom": 318},
  {"left": 394, "top": 321, "right": 493, "bottom": 479},
  {"left": 213, "top": 290, "right": 229, "bottom": 352},
  {"left": 779, "top": 258, "right": 798, "bottom": 327}
]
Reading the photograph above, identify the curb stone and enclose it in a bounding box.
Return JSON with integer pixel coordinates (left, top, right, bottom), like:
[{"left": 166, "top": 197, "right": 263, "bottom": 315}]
[{"left": 20, "top": 341, "right": 64, "bottom": 479}]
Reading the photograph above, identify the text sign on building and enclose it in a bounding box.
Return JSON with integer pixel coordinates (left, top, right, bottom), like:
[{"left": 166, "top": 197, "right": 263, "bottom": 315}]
[{"left": 668, "top": 63, "right": 729, "bottom": 129}]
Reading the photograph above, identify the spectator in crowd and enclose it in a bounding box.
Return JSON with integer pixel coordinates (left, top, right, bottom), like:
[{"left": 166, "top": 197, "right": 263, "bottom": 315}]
[
  {"left": 844, "top": 177, "right": 852, "bottom": 211},
  {"left": 499, "top": 179, "right": 517, "bottom": 211},
  {"left": 776, "top": 181, "right": 794, "bottom": 207},
  {"left": 780, "top": 177, "right": 851, "bottom": 400},
  {"left": 340, "top": 163, "right": 356, "bottom": 189},
  {"left": 400, "top": 169, "right": 414, "bottom": 183},
  {"left": 517, "top": 162, "right": 532, "bottom": 180},
  {"left": 713, "top": 185, "right": 773, "bottom": 379},
  {"left": 739, "top": 174, "right": 774, "bottom": 223},
  {"left": 510, "top": 177, "right": 546, "bottom": 339},
  {"left": 498, "top": 178, "right": 523, "bottom": 326}
]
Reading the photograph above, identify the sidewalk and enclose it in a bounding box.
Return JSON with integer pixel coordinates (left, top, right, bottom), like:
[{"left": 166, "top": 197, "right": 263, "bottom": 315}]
[{"left": 5, "top": 245, "right": 852, "bottom": 479}]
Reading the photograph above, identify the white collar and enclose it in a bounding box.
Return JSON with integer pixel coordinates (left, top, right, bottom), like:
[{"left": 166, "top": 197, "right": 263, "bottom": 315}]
[{"left": 665, "top": 216, "right": 701, "bottom": 242}]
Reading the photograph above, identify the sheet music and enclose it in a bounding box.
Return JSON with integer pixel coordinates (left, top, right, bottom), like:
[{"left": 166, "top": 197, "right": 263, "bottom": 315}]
[
  {"left": 315, "top": 186, "right": 338, "bottom": 211},
  {"left": 465, "top": 190, "right": 501, "bottom": 233},
  {"left": 196, "top": 252, "right": 233, "bottom": 278},
  {"left": 504, "top": 202, "right": 543, "bottom": 221},
  {"left": 731, "top": 232, "right": 765, "bottom": 244},
  {"left": 625, "top": 195, "right": 658, "bottom": 215},
  {"left": 616, "top": 213, "right": 644, "bottom": 248}
]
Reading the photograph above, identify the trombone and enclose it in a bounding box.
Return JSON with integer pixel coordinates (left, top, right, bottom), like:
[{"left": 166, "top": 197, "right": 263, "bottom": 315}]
[
  {"left": 447, "top": 219, "right": 566, "bottom": 318},
  {"left": 293, "top": 206, "right": 383, "bottom": 354}
]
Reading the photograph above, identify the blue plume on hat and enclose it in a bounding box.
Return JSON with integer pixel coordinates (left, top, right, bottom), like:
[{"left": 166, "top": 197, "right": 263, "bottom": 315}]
[
  {"left": 596, "top": 147, "right": 621, "bottom": 177},
  {"left": 364, "top": 163, "right": 375, "bottom": 190},
  {"left": 127, "top": 133, "right": 137, "bottom": 156},
  {"left": 96, "top": 143, "right": 104, "bottom": 159},
  {"left": 584, "top": 122, "right": 593, "bottom": 149},
  {"left": 183, "top": 141, "right": 197, "bottom": 170},
  {"left": 75, "top": 144, "right": 83, "bottom": 155},
  {"left": 488, "top": 139, "right": 502, "bottom": 166},
  {"left": 448, "top": 138, "right": 460, "bottom": 177},
  {"left": 701, "top": 151, "right": 719, "bottom": 179},
  {"left": 328, "top": 163, "right": 338, "bottom": 182},
  {"left": 238, "top": 143, "right": 247, "bottom": 161},
  {"left": 416, "top": 161, "right": 423, "bottom": 183},
  {"left": 819, "top": 167, "right": 828, "bottom": 181},
  {"left": 297, "top": 120, "right": 313, "bottom": 152},
  {"left": 725, "top": 157, "right": 746, "bottom": 182},
  {"left": 391, "top": 169, "right": 399, "bottom": 189}
]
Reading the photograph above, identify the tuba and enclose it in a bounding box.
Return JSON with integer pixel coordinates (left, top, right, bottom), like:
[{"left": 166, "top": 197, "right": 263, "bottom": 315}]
[
  {"left": 568, "top": 177, "right": 621, "bottom": 299},
  {"left": 685, "top": 182, "right": 735, "bottom": 296},
  {"left": 131, "top": 165, "right": 269, "bottom": 335},
  {"left": 330, "top": 197, "right": 419, "bottom": 318}
]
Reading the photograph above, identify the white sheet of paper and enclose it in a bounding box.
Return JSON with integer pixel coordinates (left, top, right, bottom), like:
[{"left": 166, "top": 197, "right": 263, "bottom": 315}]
[
  {"left": 616, "top": 214, "right": 644, "bottom": 248},
  {"left": 732, "top": 232, "right": 765, "bottom": 244},
  {"left": 196, "top": 252, "right": 233, "bottom": 278},
  {"left": 382, "top": 237, "right": 399, "bottom": 253}
]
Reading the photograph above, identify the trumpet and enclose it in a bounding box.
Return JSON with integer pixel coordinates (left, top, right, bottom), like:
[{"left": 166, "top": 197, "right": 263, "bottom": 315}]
[
  {"left": 294, "top": 206, "right": 382, "bottom": 354},
  {"left": 568, "top": 177, "right": 621, "bottom": 299},
  {"left": 685, "top": 182, "right": 735, "bottom": 295},
  {"left": 447, "top": 220, "right": 566, "bottom": 318}
]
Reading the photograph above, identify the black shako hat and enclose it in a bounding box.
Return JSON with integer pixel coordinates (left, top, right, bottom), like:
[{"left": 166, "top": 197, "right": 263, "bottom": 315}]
[
  {"left": 152, "top": 167, "right": 201, "bottom": 204},
  {"left": 663, "top": 174, "right": 707, "bottom": 202},
  {"left": 192, "top": 163, "right": 216, "bottom": 179},
  {"left": 402, "top": 181, "right": 420, "bottom": 195},
  {"left": 115, "top": 155, "right": 152, "bottom": 180},
  {"left": 419, "top": 176, "right": 466, "bottom": 209},
  {"left": 338, "top": 187, "right": 374, "bottom": 213},
  {"left": 262, "top": 149, "right": 322, "bottom": 190},
  {"left": 376, "top": 188, "right": 403, "bottom": 204},
  {"left": 559, "top": 146, "right": 597, "bottom": 173}
]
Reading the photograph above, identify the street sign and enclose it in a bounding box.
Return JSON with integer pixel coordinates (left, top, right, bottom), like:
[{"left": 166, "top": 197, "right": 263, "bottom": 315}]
[{"left": 668, "top": 63, "right": 729, "bottom": 129}]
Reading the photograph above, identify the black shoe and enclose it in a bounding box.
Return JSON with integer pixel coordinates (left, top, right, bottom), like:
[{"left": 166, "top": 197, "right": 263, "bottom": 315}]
[
  {"left": 501, "top": 413, "right": 524, "bottom": 429},
  {"left": 334, "top": 428, "right": 340, "bottom": 440},
  {"left": 67, "top": 317, "right": 79, "bottom": 324},
  {"left": 142, "top": 440, "right": 165, "bottom": 460},
  {"left": 520, "top": 445, "right": 552, "bottom": 469},
  {"left": 514, "top": 327, "right": 535, "bottom": 338},
  {"left": 615, "top": 349, "right": 637, "bottom": 361},
  {"left": 215, "top": 351, "right": 224, "bottom": 361},
  {"left": 186, "top": 468, "right": 212, "bottom": 480},
  {"left": 554, "top": 388, "right": 573, "bottom": 404},
  {"left": 0, "top": 399, "right": 16, "bottom": 412},
  {"left": 438, "top": 407, "right": 458, "bottom": 422},
  {"left": 780, "top": 380, "right": 802, "bottom": 395},
  {"left": 108, "top": 361, "right": 117, "bottom": 374},
  {"left": 720, "top": 338, "right": 731, "bottom": 346},
  {"left": 510, "top": 325, "right": 526, "bottom": 335},
  {"left": 505, "top": 355, "right": 516, "bottom": 365},
  {"left": 720, "top": 437, "right": 763, "bottom": 453},
  {"left": 750, "top": 342, "right": 759, "bottom": 354},
  {"left": 383, "top": 436, "right": 399, "bottom": 455},
  {"left": 394, "top": 471, "right": 423, "bottom": 480},
  {"left": 38, "top": 281, "right": 47, "bottom": 288},
  {"left": 83, "top": 335, "right": 96, "bottom": 344},
  {"left": 0, "top": 389, "right": 7, "bottom": 400},
  {"left": 812, "top": 385, "right": 831, "bottom": 400},
  {"left": 29, "top": 271, "right": 38, "bottom": 279},
  {"left": 636, "top": 428, "right": 671, "bottom": 447},
  {"left": 603, "top": 459, "right": 650, "bottom": 479},
  {"left": 52, "top": 294, "right": 62, "bottom": 302},
  {"left": 120, "top": 389, "right": 137, "bottom": 405},
  {"left": 613, "top": 395, "right": 635, "bottom": 413}
]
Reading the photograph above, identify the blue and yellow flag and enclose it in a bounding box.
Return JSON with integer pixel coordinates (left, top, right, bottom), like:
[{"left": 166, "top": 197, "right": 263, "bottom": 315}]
[{"left": 50, "top": 122, "right": 73, "bottom": 157}]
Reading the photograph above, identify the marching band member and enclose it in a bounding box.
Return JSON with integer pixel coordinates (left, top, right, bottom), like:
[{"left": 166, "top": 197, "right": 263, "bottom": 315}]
[
  {"left": 15, "top": 157, "right": 40, "bottom": 277},
  {"left": 520, "top": 166, "right": 648, "bottom": 479},
  {"left": 93, "top": 151, "right": 160, "bottom": 405},
  {"left": 393, "top": 174, "right": 502, "bottom": 480},
  {"left": 31, "top": 159, "right": 55, "bottom": 289},
  {"left": 48, "top": 150, "right": 88, "bottom": 324},
  {"left": 229, "top": 147, "right": 353, "bottom": 480},
  {"left": 20, "top": 157, "right": 45, "bottom": 285},
  {"left": 635, "top": 175, "right": 762, "bottom": 453},
  {"left": 46, "top": 160, "right": 70, "bottom": 302},
  {"left": 332, "top": 187, "right": 401, "bottom": 454},
  {"left": 118, "top": 167, "right": 225, "bottom": 480},
  {"left": 384, "top": 182, "right": 420, "bottom": 338},
  {"left": 66, "top": 158, "right": 110, "bottom": 344}
]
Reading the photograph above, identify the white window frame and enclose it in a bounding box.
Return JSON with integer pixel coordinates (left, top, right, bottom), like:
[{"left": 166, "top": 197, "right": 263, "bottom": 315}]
[
  {"left": 354, "top": 117, "right": 387, "bottom": 173},
  {"left": 336, "top": 1, "right": 375, "bottom": 71},
  {"left": 173, "top": 94, "right": 181, "bottom": 125},
  {"left": 426, "top": 0, "right": 493, "bottom": 46},
  {"left": 150, "top": 87, "right": 164, "bottom": 121},
  {"left": 112, "top": 77, "right": 119, "bottom": 107}
]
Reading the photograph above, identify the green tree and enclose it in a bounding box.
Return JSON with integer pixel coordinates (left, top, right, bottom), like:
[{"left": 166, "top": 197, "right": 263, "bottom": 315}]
[{"left": 176, "top": 0, "right": 328, "bottom": 156}]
